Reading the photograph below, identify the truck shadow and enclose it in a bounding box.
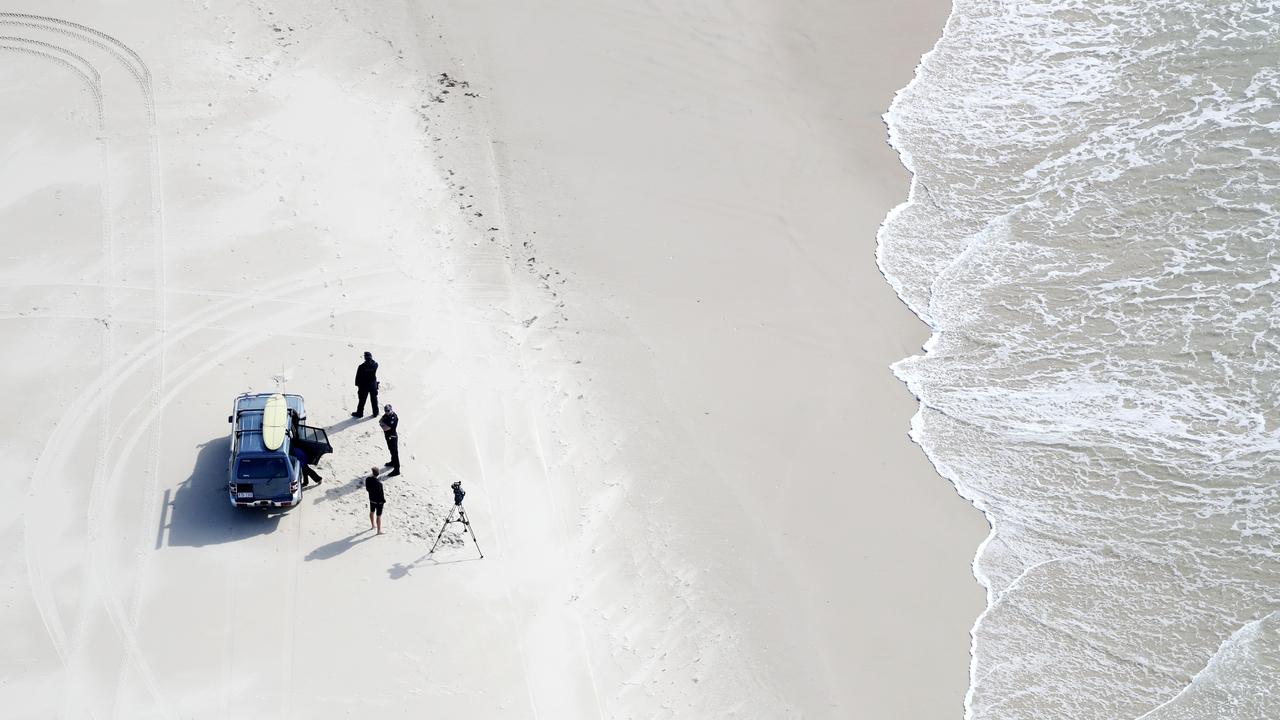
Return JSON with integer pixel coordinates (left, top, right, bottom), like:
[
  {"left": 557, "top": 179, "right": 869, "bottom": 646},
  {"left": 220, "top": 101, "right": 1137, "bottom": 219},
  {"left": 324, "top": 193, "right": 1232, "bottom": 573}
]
[{"left": 160, "top": 437, "right": 287, "bottom": 547}]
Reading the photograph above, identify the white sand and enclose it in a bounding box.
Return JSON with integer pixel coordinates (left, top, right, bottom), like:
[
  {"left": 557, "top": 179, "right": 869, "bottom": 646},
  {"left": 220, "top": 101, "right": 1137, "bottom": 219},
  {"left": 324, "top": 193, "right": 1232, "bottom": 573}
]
[{"left": 1, "top": 1, "right": 984, "bottom": 718}]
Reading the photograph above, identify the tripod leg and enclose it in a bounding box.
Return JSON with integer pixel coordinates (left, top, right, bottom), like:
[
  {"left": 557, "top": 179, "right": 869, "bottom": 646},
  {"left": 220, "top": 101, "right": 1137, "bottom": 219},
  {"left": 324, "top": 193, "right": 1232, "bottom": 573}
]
[
  {"left": 428, "top": 505, "right": 456, "bottom": 555},
  {"left": 460, "top": 508, "right": 484, "bottom": 558}
]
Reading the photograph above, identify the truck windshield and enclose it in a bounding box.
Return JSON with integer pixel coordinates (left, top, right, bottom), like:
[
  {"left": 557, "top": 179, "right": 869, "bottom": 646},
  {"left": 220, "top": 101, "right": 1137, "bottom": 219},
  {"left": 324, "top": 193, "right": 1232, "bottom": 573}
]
[{"left": 237, "top": 458, "right": 288, "bottom": 479}]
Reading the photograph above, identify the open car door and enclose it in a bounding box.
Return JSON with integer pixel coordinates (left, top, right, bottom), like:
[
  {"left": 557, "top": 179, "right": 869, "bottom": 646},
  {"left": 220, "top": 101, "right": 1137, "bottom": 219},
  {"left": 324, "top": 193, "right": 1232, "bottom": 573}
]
[{"left": 293, "top": 423, "right": 333, "bottom": 462}]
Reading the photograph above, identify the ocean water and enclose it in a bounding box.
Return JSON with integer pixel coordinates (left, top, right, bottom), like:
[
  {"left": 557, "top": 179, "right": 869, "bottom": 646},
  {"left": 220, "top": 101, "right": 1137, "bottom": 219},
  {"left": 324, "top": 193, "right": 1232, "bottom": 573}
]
[{"left": 878, "top": 1, "right": 1280, "bottom": 717}]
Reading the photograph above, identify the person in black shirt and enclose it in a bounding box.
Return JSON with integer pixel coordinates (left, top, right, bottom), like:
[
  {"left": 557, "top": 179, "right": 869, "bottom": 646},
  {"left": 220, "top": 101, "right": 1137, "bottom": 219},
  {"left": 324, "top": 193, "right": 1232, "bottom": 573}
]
[
  {"left": 364, "top": 466, "right": 385, "bottom": 534},
  {"left": 379, "top": 404, "right": 400, "bottom": 477},
  {"left": 351, "top": 351, "right": 379, "bottom": 418},
  {"left": 290, "top": 445, "right": 323, "bottom": 487}
]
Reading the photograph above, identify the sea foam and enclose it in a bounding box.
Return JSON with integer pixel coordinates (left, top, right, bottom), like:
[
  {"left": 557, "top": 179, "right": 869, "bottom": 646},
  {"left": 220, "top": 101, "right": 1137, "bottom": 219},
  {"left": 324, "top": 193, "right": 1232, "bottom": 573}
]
[{"left": 879, "top": 0, "right": 1280, "bottom": 717}]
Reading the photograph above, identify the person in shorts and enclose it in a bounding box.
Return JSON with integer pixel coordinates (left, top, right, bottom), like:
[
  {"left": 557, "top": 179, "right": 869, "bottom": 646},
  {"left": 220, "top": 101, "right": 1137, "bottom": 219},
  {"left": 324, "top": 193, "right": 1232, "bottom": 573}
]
[{"left": 364, "top": 466, "right": 386, "bottom": 535}]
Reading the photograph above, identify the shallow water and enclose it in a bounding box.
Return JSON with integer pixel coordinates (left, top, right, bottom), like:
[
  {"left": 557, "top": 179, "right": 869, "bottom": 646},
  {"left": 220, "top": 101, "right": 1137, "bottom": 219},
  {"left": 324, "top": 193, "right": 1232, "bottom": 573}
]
[{"left": 879, "top": 1, "right": 1280, "bottom": 717}]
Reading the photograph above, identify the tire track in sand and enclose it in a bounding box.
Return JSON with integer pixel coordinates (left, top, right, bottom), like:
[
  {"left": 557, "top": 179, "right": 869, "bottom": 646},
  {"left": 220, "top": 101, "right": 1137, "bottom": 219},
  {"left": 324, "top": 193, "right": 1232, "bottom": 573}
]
[
  {"left": 0, "top": 37, "right": 112, "bottom": 720},
  {"left": 88, "top": 281, "right": 414, "bottom": 718},
  {"left": 24, "top": 267, "right": 389, "bottom": 717}
]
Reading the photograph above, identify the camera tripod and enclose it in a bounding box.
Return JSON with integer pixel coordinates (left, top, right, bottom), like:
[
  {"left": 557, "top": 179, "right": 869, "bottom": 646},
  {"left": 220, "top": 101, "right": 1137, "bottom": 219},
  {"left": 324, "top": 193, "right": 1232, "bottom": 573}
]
[{"left": 428, "top": 503, "right": 484, "bottom": 558}]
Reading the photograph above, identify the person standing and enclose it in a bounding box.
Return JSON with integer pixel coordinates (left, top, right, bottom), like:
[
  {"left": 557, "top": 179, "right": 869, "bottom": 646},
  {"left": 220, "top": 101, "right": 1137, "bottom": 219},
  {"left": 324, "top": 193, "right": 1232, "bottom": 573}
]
[
  {"left": 351, "top": 351, "right": 379, "bottom": 418},
  {"left": 379, "top": 404, "right": 400, "bottom": 477},
  {"left": 363, "top": 466, "right": 385, "bottom": 534}
]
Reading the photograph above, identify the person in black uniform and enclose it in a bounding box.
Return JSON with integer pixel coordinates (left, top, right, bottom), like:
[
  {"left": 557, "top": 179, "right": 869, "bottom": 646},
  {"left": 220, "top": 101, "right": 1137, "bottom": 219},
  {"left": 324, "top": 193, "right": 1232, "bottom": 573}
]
[
  {"left": 290, "top": 445, "right": 323, "bottom": 487},
  {"left": 379, "top": 404, "right": 400, "bottom": 477},
  {"left": 351, "top": 351, "right": 379, "bottom": 418},
  {"left": 363, "top": 466, "right": 385, "bottom": 534}
]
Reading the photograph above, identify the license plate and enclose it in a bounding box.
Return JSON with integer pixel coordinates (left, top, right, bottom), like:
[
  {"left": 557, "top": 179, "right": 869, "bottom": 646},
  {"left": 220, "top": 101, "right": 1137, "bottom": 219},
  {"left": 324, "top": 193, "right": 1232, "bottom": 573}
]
[{"left": 236, "top": 492, "right": 253, "bottom": 499}]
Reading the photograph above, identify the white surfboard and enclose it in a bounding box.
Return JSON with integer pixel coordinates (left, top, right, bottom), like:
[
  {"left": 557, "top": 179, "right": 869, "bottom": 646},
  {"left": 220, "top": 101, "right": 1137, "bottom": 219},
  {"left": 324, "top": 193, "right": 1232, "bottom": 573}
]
[{"left": 262, "top": 393, "right": 288, "bottom": 451}]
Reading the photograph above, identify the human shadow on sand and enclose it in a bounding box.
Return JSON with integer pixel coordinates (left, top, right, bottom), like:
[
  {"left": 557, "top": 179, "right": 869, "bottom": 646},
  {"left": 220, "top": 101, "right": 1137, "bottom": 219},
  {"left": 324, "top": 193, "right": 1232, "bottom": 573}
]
[
  {"left": 306, "top": 530, "right": 375, "bottom": 561},
  {"left": 325, "top": 415, "right": 371, "bottom": 435},
  {"left": 161, "top": 436, "right": 302, "bottom": 548},
  {"left": 308, "top": 473, "right": 369, "bottom": 506}
]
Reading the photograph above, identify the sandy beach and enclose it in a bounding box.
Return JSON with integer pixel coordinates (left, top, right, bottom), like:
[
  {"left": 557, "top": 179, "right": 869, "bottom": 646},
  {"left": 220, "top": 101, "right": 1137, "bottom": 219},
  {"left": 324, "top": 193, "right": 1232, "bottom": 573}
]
[{"left": 1, "top": 1, "right": 985, "bottom": 717}]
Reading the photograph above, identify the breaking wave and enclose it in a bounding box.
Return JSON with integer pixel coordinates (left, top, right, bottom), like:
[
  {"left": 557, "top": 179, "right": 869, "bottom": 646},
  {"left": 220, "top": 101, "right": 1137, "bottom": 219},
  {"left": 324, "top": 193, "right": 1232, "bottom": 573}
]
[{"left": 878, "top": 1, "right": 1280, "bottom": 717}]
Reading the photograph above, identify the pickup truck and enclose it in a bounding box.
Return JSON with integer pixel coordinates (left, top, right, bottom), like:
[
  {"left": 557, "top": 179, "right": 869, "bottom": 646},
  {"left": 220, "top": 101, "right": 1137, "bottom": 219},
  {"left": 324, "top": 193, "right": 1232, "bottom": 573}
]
[{"left": 226, "top": 392, "right": 333, "bottom": 508}]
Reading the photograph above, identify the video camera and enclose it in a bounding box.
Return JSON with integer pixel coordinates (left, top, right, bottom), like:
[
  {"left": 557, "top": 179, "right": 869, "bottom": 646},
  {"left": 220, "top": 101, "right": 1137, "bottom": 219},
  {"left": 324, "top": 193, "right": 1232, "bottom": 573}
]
[{"left": 451, "top": 481, "right": 466, "bottom": 506}]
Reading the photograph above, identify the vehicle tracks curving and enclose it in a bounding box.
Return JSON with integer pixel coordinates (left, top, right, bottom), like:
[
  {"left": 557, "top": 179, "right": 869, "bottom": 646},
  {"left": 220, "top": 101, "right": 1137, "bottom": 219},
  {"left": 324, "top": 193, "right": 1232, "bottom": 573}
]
[
  {"left": 26, "top": 268, "right": 396, "bottom": 716},
  {"left": 85, "top": 282, "right": 417, "bottom": 716}
]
